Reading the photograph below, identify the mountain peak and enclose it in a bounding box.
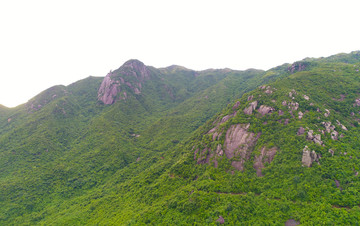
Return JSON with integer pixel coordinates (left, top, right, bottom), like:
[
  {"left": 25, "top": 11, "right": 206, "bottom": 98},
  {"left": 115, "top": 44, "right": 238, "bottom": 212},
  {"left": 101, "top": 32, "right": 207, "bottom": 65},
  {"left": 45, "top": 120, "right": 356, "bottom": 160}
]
[
  {"left": 123, "top": 59, "right": 145, "bottom": 67},
  {"left": 98, "top": 60, "right": 151, "bottom": 105}
]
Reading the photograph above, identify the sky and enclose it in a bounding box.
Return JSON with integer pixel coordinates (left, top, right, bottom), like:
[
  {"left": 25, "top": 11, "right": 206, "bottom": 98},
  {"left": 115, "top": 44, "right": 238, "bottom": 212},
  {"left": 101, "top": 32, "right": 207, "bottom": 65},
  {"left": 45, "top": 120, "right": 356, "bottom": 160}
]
[{"left": 0, "top": 0, "right": 359, "bottom": 108}]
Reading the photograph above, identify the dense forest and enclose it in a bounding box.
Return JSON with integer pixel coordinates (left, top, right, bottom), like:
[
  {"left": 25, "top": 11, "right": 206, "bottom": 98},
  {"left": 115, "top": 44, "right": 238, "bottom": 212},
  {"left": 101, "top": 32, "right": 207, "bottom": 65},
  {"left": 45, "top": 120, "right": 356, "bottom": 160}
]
[{"left": 1, "top": 51, "right": 360, "bottom": 224}]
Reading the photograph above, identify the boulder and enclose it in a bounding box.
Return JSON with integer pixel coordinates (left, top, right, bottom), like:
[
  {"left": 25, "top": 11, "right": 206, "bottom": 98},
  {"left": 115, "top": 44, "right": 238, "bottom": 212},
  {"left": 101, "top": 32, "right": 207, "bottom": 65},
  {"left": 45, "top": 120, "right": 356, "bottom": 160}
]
[
  {"left": 244, "top": 101, "right": 258, "bottom": 115},
  {"left": 258, "top": 105, "right": 275, "bottom": 116},
  {"left": 298, "top": 111, "right": 304, "bottom": 119},
  {"left": 216, "top": 216, "right": 225, "bottom": 224},
  {"left": 302, "top": 146, "right": 319, "bottom": 167},
  {"left": 297, "top": 127, "right": 305, "bottom": 135},
  {"left": 324, "top": 109, "right": 330, "bottom": 117}
]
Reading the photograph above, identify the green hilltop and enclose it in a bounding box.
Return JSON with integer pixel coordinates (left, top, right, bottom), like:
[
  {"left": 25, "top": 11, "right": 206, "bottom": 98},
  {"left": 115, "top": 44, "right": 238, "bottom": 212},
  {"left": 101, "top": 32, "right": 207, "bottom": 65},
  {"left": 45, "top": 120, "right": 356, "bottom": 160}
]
[{"left": 1, "top": 51, "right": 360, "bottom": 224}]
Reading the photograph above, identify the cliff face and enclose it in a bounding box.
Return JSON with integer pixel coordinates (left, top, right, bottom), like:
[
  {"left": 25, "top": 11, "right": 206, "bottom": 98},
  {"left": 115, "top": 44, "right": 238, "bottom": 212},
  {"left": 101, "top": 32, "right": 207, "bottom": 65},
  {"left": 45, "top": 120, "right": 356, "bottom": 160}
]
[{"left": 97, "top": 59, "right": 151, "bottom": 104}]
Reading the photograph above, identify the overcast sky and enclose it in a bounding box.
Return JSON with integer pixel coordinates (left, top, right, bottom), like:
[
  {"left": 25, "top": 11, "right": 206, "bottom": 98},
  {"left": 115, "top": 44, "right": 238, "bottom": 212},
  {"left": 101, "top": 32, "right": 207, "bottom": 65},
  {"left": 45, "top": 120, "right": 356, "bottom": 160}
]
[{"left": 0, "top": 0, "right": 359, "bottom": 107}]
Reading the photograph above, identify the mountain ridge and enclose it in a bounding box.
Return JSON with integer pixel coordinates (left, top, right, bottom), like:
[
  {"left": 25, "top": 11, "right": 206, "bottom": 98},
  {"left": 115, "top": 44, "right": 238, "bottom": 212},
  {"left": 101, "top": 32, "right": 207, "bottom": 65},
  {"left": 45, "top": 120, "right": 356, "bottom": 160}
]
[{"left": 1, "top": 51, "right": 360, "bottom": 224}]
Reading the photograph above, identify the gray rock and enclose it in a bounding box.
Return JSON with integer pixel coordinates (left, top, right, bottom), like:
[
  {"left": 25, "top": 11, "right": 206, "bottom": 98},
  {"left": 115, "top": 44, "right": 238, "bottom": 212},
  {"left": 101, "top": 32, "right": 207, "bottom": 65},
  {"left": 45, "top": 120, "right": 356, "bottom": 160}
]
[
  {"left": 297, "top": 127, "right": 305, "bottom": 135},
  {"left": 232, "top": 101, "right": 241, "bottom": 110},
  {"left": 302, "top": 146, "right": 319, "bottom": 167},
  {"left": 298, "top": 111, "right": 303, "bottom": 119},
  {"left": 324, "top": 109, "right": 330, "bottom": 117},
  {"left": 244, "top": 101, "right": 258, "bottom": 115},
  {"left": 258, "top": 105, "right": 275, "bottom": 116},
  {"left": 216, "top": 215, "right": 225, "bottom": 224},
  {"left": 285, "top": 219, "right": 300, "bottom": 226}
]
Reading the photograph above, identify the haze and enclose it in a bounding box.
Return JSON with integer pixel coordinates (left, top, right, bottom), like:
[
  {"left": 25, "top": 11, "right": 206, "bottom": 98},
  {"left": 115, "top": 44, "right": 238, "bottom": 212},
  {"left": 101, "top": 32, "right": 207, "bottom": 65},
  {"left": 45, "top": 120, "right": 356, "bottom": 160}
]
[{"left": 0, "top": 0, "right": 359, "bottom": 107}]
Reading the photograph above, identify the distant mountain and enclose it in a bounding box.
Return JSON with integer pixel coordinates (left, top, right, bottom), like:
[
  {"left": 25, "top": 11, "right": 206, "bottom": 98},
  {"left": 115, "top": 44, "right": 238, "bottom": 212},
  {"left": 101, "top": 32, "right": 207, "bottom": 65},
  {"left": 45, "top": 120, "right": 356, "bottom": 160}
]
[{"left": 1, "top": 52, "right": 360, "bottom": 224}]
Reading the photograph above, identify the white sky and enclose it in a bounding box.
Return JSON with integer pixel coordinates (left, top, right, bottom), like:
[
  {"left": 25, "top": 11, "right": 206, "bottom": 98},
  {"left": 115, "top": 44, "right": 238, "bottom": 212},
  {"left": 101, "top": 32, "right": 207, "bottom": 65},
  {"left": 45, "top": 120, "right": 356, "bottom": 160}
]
[{"left": 0, "top": 0, "right": 359, "bottom": 107}]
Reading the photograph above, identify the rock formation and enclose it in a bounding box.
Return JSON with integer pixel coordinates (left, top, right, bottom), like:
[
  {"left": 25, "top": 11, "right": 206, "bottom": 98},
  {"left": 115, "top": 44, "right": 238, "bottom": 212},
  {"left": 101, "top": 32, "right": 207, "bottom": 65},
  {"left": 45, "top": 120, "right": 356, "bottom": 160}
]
[
  {"left": 302, "top": 146, "right": 319, "bottom": 167},
  {"left": 258, "top": 105, "right": 275, "bottom": 116},
  {"left": 244, "top": 101, "right": 258, "bottom": 115},
  {"left": 97, "top": 60, "right": 152, "bottom": 104},
  {"left": 253, "top": 147, "right": 277, "bottom": 176}
]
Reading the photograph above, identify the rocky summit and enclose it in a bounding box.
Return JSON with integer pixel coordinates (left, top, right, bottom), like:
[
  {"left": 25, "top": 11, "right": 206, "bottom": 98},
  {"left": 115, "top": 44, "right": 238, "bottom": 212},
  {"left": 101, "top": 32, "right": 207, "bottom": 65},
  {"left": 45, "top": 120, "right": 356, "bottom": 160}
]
[{"left": 1, "top": 51, "right": 360, "bottom": 225}]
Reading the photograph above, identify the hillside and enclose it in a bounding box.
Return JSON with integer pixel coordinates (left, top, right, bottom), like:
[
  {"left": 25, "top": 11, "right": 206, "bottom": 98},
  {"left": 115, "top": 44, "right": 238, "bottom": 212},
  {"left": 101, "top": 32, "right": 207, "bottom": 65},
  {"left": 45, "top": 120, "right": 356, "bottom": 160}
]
[
  {"left": 1, "top": 51, "right": 360, "bottom": 224},
  {"left": 0, "top": 59, "right": 272, "bottom": 224}
]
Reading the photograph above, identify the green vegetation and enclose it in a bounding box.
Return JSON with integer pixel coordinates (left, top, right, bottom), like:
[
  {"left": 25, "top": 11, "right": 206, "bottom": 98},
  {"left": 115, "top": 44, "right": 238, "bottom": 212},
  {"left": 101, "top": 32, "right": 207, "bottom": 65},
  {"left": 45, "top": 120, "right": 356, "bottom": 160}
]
[{"left": 1, "top": 51, "right": 360, "bottom": 224}]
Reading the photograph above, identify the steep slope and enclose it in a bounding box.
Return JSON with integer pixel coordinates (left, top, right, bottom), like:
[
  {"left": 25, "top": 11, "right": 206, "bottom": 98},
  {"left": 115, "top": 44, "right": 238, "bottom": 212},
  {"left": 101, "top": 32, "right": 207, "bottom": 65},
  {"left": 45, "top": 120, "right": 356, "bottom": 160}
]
[
  {"left": 2, "top": 52, "right": 360, "bottom": 224},
  {"left": 123, "top": 56, "right": 360, "bottom": 225},
  {"left": 0, "top": 60, "right": 271, "bottom": 224}
]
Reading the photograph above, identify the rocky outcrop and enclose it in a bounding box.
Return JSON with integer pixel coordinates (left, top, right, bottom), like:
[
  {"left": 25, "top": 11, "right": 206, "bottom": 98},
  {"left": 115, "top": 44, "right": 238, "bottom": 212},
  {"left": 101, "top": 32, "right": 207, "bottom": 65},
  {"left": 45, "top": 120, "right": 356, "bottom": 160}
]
[
  {"left": 336, "top": 120, "right": 348, "bottom": 131},
  {"left": 253, "top": 147, "right": 277, "bottom": 176},
  {"left": 244, "top": 101, "right": 258, "bottom": 115},
  {"left": 258, "top": 105, "right": 275, "bottom": 116},
  {"left": 324, "top": 109, "right": 330, "bottom": 117},
  {"left": 303, "top": 95, "right": 310, "bottom": 100},
  {"left": 288, "top": 102, "right": 299, "bottom": 111},
  {"left": 27, "top": 85, "right": 68, "bottom": 112},
  {"left": 224, "top": 124, "right": 259, "bottom": 159},
  {"left": 98, "top": 60, "right": 152, "bottom": 104},
  {"left": 288, "top": 89, "right": 297, "bottom": 98},
  {"left": 232, "top": 101, "right": 240, "bottom": 110},
  {"left": 216, "top": 216, "right": 225, "bottom": 224},
  {"left": 97, "top": 72, "right": 119, "bottom": 104},
  {"left": 302, "top": 146, "right": 319, "bottom": 167},
  {"left": 298, "top": 111, "right": 304, "bottom": 119},
  {"left": 297, "top": 127, "right": 305, "bottom": 135},
  {"left": 307, "top": 130, "right": 323, "bottom": 145},
  {"left": 288, "top": 62, "right": 309, "bottom": 73},
  {"left": 223, "top": 124, "right": 261, "bottom": 171}
]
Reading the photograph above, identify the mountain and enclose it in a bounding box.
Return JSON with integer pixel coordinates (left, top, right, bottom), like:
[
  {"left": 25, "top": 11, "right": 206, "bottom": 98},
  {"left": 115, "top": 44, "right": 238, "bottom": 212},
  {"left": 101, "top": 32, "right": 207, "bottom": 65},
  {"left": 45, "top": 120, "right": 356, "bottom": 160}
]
[{"left": 1, "top": 51, "right": 360, "bottom": 224}]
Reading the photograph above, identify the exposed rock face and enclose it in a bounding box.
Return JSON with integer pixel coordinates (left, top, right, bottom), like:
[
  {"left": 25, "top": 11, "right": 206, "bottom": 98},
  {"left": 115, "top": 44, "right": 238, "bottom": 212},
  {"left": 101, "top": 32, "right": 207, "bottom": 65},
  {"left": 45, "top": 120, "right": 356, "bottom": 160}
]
[
  {"left": 224, "top": 124, "right": 260, "bottom": 171},
  {"left": 303, "top": 95, "right": 310, "bottom": 100},
  {"left": 97, "top": 72, "right": 119, "bottom": 104},
  {"left": 288, "top": 62, "right": 308, "bottom": 73},
  {"left": 98, "top": 60, "right": 152, "bottom": 104},
  {"left": 302, "top": 146, "right": 319, "bottom": 167},
  {"left": 244, "top": 101, "right": 258, "bottom": 115},
  {"left": 258, "top": 105, "right": 275, "bottom": 116},
  {"left": 232, "top": 101, "right": 240, "bottom": 110},
  {"left": 307, "top": 130, "right": 323, "bottom": 145},
  {"left": 253, "top": 147, "right": 277, "bottom": 176},
  {"left": 247, "top": 95, "right": 253, "bottom": 101},
  {"left": 224, "top": 124, "right": 258, "bottom": 159}
]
